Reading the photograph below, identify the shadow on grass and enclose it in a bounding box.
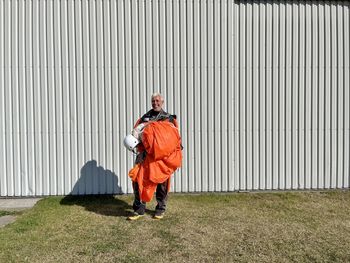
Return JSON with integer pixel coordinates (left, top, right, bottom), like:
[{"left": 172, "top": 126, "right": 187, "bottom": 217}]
[
  {"left": 60, "top": 195, "right": 134, "bottom": 217},
  {"left": 59, "top": 160, "right": 136, "bottom": 217},
  {"left": 59, "top": 160, "right": 155, "bottom": 218},
  {"left": 60, "top": 195, "right": 155, "bottom": 218}
]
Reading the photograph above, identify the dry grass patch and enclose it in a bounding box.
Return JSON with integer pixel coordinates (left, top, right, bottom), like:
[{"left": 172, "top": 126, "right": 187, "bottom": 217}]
[{"left": 0, "top": 191, "right": 350, "bottom": 262}]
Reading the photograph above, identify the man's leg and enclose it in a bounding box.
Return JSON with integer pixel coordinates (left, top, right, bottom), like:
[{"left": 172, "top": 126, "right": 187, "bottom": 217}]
[
  {"left": 128, "top": 182, "right": 146, "bottom": 220},
  {"left": 154, "top": 180, "right": 168, "bottom": 218}
]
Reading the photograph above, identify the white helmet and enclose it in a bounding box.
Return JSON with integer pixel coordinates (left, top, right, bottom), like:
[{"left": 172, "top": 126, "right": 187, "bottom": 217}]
[{"left": 123, "top": 134, "right": 140, "bottom": 152}]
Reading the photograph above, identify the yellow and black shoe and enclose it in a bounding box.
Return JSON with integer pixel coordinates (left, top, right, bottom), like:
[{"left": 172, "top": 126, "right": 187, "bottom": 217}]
[
  {"left": 153, "top": 211, "right": 165, "bottom": 220},
  {"left": 127, "top": 212, "right": 144, "bottom": 221}
]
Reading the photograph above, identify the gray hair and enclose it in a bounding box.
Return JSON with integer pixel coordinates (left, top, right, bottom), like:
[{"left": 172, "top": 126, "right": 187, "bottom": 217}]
[{"left": 151, "top": 92, "right": 164, "bottom": 101}]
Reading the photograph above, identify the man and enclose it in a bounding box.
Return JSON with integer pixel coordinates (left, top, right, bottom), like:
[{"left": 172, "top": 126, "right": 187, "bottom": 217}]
[{"left": 128, "top": 93, "right": 181, "bottom": 220}]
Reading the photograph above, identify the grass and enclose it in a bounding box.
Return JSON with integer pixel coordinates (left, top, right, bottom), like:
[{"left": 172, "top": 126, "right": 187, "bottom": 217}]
[
  {"left": 0, "top": 191, "right": 350, "bottom": 262},
  {"left": 0, "top": 211, "right": 18, "bottom": 217}
]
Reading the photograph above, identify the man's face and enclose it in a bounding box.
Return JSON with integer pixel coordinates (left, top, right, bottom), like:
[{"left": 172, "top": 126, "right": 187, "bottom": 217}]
[{"left": 151, "top": 96, "right": 163, "bottom": 112}]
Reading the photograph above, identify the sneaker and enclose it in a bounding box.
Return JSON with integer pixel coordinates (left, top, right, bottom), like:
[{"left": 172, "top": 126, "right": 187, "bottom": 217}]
[
  {"left": 153, "top": 211, "right": 165, "bottom": 220},
  {"left": 127, "top": 212, "right": 144, "bottom": 221}
]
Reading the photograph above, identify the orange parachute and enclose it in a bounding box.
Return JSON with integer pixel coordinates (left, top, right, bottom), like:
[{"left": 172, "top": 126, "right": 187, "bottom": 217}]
[{"left": 128, "top": 120, "right": 182, "bottom": 202}]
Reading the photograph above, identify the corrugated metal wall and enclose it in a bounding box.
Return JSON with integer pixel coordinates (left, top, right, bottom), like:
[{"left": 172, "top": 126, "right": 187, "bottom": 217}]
[{"left": 0, "top": 0, "right": 349, "bottom": 196}]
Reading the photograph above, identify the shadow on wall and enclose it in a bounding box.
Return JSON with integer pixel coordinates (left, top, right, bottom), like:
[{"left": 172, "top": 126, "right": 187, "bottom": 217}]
[
  {"left": 69, "top": 160, "right": 122, "bottom": 195},
  {"left": 60, "top": 160, "right": 133, "bottom": 217}
]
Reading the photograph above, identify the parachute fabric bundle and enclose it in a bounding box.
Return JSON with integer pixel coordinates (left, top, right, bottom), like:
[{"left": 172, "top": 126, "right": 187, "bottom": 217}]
[{"left": 128, "top": 120, "right": 182, "bottom": 202}]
